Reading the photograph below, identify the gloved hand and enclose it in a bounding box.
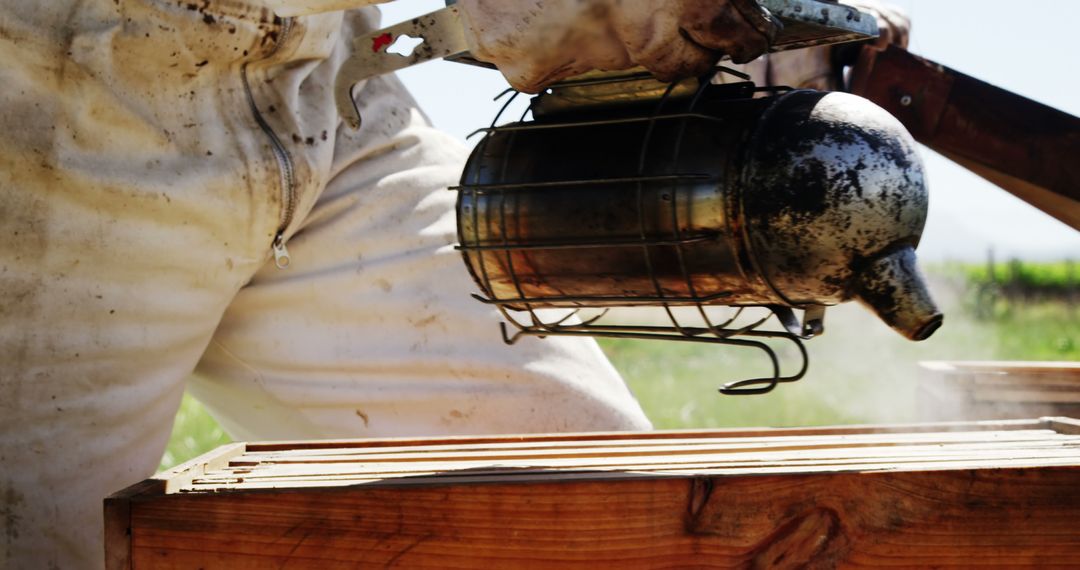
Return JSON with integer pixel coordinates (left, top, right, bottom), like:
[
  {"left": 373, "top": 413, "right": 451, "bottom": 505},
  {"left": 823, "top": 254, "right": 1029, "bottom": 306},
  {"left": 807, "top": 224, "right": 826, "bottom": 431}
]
[{"left": 457, "top": 0, "right": 780, "bottom": 93}]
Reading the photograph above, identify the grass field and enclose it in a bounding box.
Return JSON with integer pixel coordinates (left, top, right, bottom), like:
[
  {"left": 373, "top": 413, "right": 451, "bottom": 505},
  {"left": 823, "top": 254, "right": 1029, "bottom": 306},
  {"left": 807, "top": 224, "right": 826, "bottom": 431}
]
[
  {"left": 948, "top": 259, "right": 1078, "bottom": 292},
  {"left": 159, "top": 267, "right": 1078, "bottom": 470},
  {"left": 605, "top": 281, "right": 1077, "bottom": 431}
]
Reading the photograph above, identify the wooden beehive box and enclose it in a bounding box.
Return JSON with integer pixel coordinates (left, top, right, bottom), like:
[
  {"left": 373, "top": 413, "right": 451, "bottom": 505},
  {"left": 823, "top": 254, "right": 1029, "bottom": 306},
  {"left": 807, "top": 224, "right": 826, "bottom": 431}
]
[
  {"left": 919, "top": 361, "right": 1080, "bottom": 421},
  {"left": 107, "top": 418, "right": 1080, "bottom": 569}
]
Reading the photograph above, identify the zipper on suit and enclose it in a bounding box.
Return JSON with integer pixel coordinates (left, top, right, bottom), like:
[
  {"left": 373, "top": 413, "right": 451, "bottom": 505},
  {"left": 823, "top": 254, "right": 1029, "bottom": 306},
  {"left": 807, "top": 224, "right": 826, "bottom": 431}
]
[{"left": 241, "top": 17, "right": 296, "bottom": 269}]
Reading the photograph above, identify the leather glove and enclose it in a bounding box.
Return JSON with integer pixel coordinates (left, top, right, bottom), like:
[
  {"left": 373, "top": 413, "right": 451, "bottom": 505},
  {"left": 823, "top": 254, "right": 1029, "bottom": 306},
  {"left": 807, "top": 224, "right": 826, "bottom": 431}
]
[{"left": 457, "top": 0, "right": 780, "bottom": 93}]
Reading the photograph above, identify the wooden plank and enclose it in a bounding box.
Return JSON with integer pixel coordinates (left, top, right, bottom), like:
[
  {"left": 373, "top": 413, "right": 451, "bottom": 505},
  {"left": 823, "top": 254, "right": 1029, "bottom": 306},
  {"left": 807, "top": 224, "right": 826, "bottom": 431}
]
[
  {"left": 185, "top": 430, "right": 1079, "bottom": 489},
  {"left": 243, "top": 418, "right": 1047, "bottom": 453},
  {"left": 921, "top": 361, "right": 1080, "bottom": 373},
  {"left": 920, "top": 363, "right": 1080, "bottom": 420},
  {"left": 233, "top": 431, "right": 1068, "bottom": 466},
  {"left": 128, "top": 466, "right": 1080, "bottom": 568},
  {"left": 186, "top": 457, "right": 1080, "bottom": 493},
  {"left": 154, "top": 442, "right": 246, "bottom": 494},
  {"left": 194, "top": 441, "right": 1080, "bottom": 484},
  {"left": 104, "top": 480, "right": 164, "bottom": 570},
  {"left": 1046, "top": 416, "right": 1080, "bottom": 435},
  {"left": 235, "top": 428, "right": 1065, "bottom": 462},
  {"left": 176, "top": 458, "right": 1080, "bottom": 493},
  {"left": 920, "top": 361, "right": 1080, "bottom": 400},
  {"left": 183, "top": 457, "right": 1080, "bottom": 493},
  {"left": 974, "top": 390, "right": 1080, "bottom": 406}
]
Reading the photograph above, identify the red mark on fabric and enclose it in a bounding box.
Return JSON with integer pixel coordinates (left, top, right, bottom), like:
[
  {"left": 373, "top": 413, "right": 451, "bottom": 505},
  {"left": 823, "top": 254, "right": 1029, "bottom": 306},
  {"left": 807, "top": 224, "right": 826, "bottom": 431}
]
[{"left": 372, "top": 33, "right": 393, "bottom": 53}]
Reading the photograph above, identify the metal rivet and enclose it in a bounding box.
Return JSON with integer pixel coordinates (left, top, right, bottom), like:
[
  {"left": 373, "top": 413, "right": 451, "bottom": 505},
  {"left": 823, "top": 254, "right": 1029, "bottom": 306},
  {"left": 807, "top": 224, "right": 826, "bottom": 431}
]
[{"left": 899, "top": 94, "right": 913, "bottom": 107}]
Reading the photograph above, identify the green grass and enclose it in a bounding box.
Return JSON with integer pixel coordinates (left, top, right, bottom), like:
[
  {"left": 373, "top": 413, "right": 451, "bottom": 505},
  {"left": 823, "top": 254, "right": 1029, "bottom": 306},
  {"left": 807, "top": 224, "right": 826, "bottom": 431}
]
[
  {"left": 981, "top": 301, "right": 1079, "bottom": 360},
  {"left": 937, "top": 259, "right": 1078, "bottom": 293},
  {"left": 600, "top": 334, "right": 867, "bottom": 429},
  {"left": 605, "top": 296, "right": 1078, "bottom": 431},
  {"left": 159, "top": 393, "right": 231, "bottom": 470},
  {"left": 159, "top": 271, "right": 1078, "bottom": 470}
]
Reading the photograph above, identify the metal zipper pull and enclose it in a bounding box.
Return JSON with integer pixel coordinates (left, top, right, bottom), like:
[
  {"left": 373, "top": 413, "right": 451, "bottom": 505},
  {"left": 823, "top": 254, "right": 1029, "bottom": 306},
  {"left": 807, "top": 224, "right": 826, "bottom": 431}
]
[{"left": 272, "top": 233, "right": 291, "bottom": 269}]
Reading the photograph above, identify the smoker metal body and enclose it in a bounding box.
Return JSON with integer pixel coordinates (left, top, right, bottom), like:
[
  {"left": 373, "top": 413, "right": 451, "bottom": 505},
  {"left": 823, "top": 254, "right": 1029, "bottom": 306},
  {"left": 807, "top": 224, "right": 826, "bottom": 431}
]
[
  {"left": 330, "top": 0, "right": 898, "bottom": 393},
  {"left": 456, "top": 80, "right": 942, "bottom": 392}
]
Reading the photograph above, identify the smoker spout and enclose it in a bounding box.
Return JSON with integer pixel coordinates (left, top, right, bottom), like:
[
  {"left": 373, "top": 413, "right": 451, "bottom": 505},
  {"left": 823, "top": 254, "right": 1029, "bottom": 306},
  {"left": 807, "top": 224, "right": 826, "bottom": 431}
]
[{"left": 854, "top": 247, "right": 943, "bottom": 341}]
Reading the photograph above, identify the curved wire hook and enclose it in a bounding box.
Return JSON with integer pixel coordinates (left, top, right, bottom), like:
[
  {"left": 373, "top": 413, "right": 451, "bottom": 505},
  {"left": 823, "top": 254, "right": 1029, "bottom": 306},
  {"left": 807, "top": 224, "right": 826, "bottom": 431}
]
[{"left": 718, "top": 331, "right": 809, "bottom": 395}]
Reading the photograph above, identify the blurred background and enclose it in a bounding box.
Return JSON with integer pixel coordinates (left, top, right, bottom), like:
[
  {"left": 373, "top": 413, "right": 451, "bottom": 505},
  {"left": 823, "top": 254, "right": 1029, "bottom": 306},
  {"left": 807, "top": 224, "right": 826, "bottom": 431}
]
[{"left": 161, "top": 0, "right": 1077, "bottom": 468}]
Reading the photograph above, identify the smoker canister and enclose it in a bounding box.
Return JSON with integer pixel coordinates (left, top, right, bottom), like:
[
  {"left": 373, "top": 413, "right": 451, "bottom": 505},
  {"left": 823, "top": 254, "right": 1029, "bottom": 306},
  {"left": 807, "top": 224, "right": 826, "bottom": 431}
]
[{"left": 457, "top": 88, "right": 942, "bottom": 341}]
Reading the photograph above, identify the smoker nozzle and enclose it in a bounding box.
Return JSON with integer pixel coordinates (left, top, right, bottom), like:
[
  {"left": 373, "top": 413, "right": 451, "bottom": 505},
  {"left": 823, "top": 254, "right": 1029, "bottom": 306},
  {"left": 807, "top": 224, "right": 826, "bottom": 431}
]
[{"left": 854, "top": 247, "right": 943, "bottom": 341}]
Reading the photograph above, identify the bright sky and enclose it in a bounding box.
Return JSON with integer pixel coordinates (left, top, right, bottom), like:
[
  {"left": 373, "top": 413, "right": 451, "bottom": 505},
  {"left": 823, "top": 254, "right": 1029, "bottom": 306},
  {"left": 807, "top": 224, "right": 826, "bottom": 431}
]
[{"left": 379, "top": 0, "right": 1079, "bottom": 261}]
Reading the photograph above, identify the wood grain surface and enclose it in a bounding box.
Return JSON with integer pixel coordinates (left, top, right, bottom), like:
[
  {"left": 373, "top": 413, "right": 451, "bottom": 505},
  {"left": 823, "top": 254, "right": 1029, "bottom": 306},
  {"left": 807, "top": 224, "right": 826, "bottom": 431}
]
[{"left": 106, "top": 418, "right": 1080, "bottom": 569}]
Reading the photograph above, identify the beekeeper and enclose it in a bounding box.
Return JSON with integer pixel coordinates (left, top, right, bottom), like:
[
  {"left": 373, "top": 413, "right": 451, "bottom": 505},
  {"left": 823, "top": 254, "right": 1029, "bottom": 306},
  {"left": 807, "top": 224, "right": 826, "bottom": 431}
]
[{"left": 0, "top": 0, "right": 906, "bottom": 566}]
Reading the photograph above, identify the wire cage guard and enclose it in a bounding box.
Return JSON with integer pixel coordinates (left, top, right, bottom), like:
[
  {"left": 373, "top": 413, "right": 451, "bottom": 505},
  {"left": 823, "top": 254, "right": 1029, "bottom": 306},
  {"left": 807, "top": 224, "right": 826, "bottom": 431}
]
[{"left": 453, "top": 71, "right": 824, "bottom": 395}]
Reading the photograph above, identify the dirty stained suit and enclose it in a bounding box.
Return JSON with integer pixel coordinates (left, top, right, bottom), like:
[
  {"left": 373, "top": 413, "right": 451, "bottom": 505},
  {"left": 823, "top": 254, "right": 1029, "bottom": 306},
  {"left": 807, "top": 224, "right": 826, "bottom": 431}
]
[{"left": 0, "top": 1, "right": 651, "bottom": 567}]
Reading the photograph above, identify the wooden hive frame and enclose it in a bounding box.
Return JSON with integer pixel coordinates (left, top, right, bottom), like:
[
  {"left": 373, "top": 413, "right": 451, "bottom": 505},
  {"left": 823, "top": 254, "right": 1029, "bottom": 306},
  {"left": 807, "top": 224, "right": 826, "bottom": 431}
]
[
  {"left": 107, "top": 417, "right": 1080, "bottom": 568},
  {"left": 919, "top": 361, "right": 1080, "bottom": 421}
]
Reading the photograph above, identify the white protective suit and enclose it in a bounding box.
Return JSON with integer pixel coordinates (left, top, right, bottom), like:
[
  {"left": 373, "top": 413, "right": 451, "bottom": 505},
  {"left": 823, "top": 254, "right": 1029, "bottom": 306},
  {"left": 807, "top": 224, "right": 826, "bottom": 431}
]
[{"left": 0, "top": 2, "right": 653, "bottom": 567}]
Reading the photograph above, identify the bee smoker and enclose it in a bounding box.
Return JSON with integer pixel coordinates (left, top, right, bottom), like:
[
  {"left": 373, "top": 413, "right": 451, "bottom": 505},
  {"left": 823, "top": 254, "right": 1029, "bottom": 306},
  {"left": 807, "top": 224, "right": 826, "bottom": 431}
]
[
  {"left": 330, "top": 0, "right": 942, "bottom": 394},
  {"left": 455, "top": 76, "right": 943, "bottom": 394}
]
